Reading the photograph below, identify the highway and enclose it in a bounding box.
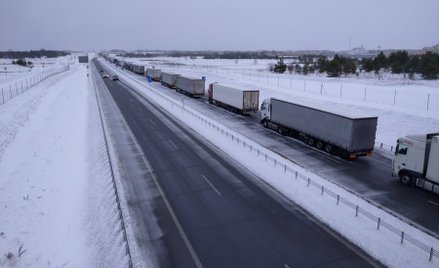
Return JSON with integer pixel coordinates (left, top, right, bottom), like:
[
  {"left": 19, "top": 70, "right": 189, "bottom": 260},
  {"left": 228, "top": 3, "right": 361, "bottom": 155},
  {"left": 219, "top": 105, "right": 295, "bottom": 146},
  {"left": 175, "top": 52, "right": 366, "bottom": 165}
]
[
  {"left": 104, "top": 61, "right": 439, "bottom": 237},
  {"left": 93, "top": 59, "right": 378, "bottom": 267}
]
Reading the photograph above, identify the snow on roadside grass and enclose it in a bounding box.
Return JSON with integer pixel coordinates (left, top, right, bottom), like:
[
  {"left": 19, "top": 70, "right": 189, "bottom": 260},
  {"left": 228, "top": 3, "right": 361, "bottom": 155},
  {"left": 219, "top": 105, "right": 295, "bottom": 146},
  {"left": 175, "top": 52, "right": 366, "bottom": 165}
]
[
  {"left": 0, "top": 64, "right": 127, "bottom": 267},
  {"left": 104, "top": 60, "right": 439, "bottom": 268}
]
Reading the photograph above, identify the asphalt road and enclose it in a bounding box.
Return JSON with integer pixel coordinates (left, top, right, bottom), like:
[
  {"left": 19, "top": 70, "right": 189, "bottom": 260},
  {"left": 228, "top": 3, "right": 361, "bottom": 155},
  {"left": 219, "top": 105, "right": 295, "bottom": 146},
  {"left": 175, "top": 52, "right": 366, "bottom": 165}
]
[
  {"left": 108, "top": 62, "right": 439, "bottom": 237},
  {"left": 94, "top": 60, "right": 378, "bottom": 267}
]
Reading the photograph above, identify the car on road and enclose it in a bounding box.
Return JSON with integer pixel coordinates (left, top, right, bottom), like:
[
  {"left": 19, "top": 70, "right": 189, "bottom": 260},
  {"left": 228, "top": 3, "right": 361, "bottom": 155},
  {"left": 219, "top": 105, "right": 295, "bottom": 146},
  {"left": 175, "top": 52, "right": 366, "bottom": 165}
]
[
  {"left": 102, "top": 73, "right": 109, "bottom": 78},
  {"left": 112, "top": 75, "right": 119, "bottom": 81}
]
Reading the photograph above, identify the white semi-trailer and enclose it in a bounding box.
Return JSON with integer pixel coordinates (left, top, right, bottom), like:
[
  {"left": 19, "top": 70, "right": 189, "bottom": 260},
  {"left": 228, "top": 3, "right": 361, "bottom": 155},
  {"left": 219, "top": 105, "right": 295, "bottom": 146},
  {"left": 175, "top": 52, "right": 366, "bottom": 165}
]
[
  {"left": 208, "top": 83, "right": 259, "bottom": 114},
  {"left": 146, "top": 68, "right": 162, "bottom": 81},
  {"left": 260, "top": 98, "right": 378, "bottom": 159},
  {"left": 393, "top": 133, "right": 439, "bottom": 194},
  {"left": 161, "top": 72, "right": 180, "bottom": 88},
  {"left": 176, "top": 76, "right": 205, "bottom": 98}
]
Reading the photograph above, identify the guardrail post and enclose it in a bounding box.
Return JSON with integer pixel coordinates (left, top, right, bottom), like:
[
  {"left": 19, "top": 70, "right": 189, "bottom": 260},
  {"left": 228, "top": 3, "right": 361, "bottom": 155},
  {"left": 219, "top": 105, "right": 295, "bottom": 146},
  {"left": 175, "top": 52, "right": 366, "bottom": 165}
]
[
  {"left": 295, "top": 171, "right": 298, "bottom": 179},
  {"left": 377, "top": 218, "right": 381, "bottom": 230},
  {"left": 355, "top": 205, "right": 359, "bottom": 216},
  {"left": 284, "top": 164, "right": 287, "bottom": 172},
  {"left": 9, "top": 85, "right": 12, "bottom": 99},
  {"left": 274, "top": 159, "right": 276, "bottom": 166},
  {"left": 307, "top": 178, "right": 310, "bottom": 187},
  {"left": 1, "top": 88, "right": 4, "bottom": 104},
  {"left": 430, "top": 248, "right": 434, "bottom": 261},
  {"left": 321, "top": 186, "right": 324, "bottom": 195},
  {"left": 265, "top": 154, "right": 267, "bottom": 162},
  {"left": 336, "top": 195, "right": 340, "bottom": 205},
  {"left": 401, "top": 231, "right": 404, "bottom": 244}
]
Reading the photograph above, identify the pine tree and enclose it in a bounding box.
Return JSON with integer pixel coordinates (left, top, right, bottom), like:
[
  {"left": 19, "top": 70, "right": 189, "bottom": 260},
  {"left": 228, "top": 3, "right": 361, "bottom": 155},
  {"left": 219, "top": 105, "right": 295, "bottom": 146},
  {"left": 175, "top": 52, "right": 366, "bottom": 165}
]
[{"left": 273, "top": 57, "right": 287, "bottom": 73}]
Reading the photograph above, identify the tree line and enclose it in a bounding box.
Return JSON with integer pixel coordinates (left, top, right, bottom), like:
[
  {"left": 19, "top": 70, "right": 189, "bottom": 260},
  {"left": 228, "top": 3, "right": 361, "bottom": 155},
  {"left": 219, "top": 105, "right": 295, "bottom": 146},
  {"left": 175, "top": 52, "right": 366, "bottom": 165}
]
[
  {"left": 0, "top": 49, "right": 70, "bottom": 59},
  {"left": 273, "top": 51, "right": 439, "bottom": 79}
]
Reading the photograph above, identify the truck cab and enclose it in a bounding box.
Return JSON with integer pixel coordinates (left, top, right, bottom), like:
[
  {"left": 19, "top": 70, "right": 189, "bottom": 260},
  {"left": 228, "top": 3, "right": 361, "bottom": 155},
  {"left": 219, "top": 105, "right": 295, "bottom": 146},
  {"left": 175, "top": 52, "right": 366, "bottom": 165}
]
[
  {"left": 393, "top": 133, "right": 439, "bottom": 193},
  {"left": 260, "top": 99, "right": 271, "bottom": 123},
  {"left": 393, "top": 135, "right": 427, "bottom": 184}
]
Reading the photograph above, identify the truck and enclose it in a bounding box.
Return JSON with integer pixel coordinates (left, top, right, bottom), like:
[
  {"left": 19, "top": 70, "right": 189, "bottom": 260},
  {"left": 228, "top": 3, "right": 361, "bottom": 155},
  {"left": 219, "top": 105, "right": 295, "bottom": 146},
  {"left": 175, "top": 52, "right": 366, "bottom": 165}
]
[
  {"left": 392, "top": 133, "right": 439, "bottom": 194},
  {"left": 176, "top": 76, "right": 205, "bottom": 97},
  {"left": 161, "top": 72, "right": 180, "bottom": 88},
  {"left": 260, "top": 98, "right": 378, "bottom": 159},
  {"left": 146, "top": 68, "right": 161, "bottom": 81},
  {"left": 208, "top": 83, "right": 259, "bottom": 114}
]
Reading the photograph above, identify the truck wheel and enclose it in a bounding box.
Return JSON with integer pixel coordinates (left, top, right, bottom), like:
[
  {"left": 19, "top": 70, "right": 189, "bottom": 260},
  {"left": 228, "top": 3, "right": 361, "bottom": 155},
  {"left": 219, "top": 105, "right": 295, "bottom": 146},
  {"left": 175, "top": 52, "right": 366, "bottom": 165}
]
[
  {"left": 316, "top": 140, "right": 323, "bottom": 150},
  {"left": 400, "top": 173, "right": 413, "bottom": 186},
  {"left": 263, "top": 121, "right": 268, "bottom": 128},
  {"left": 307, "top": 137, "right": 315, "bottom": 146},
  {"left": 324, "top": 144, "right": 333, "bottom": 154},
  {"left": 278, "top": 127, "right": 284, "bottom": 135}
]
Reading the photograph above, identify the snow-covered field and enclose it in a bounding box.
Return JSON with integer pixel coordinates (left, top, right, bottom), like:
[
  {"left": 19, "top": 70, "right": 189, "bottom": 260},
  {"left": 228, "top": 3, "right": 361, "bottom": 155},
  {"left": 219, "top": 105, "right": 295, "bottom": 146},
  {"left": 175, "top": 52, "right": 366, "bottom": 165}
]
[
  {"left": 0, "top": 56, "right": 73, "bottom": 84},
  {"left": 117, "top": 56, "right": 439, "bottom": 151},
  {"left": 102, "top": 58, "right": 439, "bottom": 268},
  {"left": 0, "top": 63, "right": 128, "bottom": 267}
]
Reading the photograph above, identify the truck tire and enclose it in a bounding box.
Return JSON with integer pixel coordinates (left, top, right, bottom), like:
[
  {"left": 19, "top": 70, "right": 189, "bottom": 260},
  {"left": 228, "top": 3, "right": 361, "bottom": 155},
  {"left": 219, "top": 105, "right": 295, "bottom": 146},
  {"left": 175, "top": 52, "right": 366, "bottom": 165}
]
[
  {"left": 278, "top": 127, "right": 284, "bottom": 135},
  {"left": 316, "top": 140, "right": 324, "bottom": 150},
  {"left": 400, "top": 173, "right": 414, "bottom": 186},
  {"left": 307, "top": 137, "right": 315, "bottom": 146},
  {"left": 324, "top": 144, "right": 333, "bottom": 154}
]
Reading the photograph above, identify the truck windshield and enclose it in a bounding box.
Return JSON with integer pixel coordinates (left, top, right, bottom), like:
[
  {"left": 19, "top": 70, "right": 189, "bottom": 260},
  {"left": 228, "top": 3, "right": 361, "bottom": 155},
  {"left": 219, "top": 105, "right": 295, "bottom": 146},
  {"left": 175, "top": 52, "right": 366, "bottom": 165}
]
[{"left": 395, "top": 144, "right": 408, "bottom": 155}]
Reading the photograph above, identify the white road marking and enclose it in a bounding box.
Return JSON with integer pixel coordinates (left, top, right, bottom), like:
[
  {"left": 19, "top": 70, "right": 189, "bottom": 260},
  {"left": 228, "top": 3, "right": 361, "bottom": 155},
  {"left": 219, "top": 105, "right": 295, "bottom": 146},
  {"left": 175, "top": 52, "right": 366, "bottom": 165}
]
[
  {"left": 428, "top": 200, "right": 439, "bottom": 207},
  {"left": 201, "top": 175, "right": 221, "bottom": 196},
  {"left": 149, "top": 119, "right": 156, "bottom": 127},
  {"left": 168, "top": 139, "right": 178, "bottom": 150}
]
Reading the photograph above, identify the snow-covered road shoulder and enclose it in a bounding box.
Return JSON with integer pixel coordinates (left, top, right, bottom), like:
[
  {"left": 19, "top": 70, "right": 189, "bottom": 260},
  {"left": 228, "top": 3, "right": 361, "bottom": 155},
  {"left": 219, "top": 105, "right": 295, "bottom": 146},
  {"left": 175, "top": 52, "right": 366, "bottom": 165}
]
[{"left": 0, "top": 64, "right": 127, "bottom": 267}]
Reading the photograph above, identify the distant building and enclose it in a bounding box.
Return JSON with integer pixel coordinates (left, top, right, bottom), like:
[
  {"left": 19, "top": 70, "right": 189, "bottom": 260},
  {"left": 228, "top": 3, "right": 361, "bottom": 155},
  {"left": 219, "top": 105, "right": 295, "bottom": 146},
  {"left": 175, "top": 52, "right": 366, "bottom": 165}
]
[{"left": 78, "top": 55, "right": 89, "bottom": 63}]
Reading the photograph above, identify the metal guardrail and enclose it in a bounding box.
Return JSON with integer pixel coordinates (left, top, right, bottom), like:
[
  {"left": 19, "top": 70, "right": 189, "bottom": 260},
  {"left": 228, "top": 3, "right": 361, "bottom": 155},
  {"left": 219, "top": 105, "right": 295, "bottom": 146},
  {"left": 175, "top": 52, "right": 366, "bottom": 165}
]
[
  {"left": 137, "top": 77, "right": 438, "bottom": 263},
  {"left": 0, "top": 65, "right": 69, "bottom": 105}
]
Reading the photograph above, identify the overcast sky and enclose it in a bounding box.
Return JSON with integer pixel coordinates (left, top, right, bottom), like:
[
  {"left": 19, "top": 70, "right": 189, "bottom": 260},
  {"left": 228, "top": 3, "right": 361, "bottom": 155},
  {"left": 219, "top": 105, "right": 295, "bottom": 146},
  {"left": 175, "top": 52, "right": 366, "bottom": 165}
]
[{"left": 1, "top": 0, "right": 438, "bottom": 51}]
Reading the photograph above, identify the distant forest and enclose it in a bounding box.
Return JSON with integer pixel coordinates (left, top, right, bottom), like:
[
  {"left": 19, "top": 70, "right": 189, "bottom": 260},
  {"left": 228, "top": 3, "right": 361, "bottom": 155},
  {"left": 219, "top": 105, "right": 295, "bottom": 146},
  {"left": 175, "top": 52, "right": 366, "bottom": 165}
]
[
  {"left": 0, "top": 50, "right": 70, "bottom": 59},
  {"left": 271, "top": 51, "right": 439, "bottom": 80}
]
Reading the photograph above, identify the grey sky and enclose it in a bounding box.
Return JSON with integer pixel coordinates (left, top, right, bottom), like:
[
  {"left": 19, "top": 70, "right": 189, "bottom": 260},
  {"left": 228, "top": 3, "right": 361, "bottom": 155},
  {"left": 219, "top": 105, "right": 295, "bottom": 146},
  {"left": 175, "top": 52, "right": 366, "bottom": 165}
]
[{"left": 1, "top": 0, "right": 438, "bottom": 51}]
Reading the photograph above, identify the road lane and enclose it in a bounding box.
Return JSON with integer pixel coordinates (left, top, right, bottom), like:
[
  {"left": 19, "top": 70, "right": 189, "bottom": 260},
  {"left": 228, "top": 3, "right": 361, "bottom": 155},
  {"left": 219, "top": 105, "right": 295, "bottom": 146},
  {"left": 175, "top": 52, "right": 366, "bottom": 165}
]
[{"left": 95, "top": 60, "right": 378, "bottom": 267}]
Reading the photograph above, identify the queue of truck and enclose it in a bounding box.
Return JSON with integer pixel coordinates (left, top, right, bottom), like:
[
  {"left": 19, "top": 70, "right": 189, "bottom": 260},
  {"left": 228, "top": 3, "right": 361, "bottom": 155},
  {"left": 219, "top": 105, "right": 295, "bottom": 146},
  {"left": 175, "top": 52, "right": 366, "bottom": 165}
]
[{"left": 102, "top": 56, "right": 439, "bottom": 194}]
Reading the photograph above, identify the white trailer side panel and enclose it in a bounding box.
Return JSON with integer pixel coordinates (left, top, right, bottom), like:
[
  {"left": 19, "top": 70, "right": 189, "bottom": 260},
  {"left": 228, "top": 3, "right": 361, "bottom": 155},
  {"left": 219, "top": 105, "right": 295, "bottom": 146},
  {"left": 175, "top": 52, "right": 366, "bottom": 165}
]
[
  {"left": 427, "top": 136, "right": 439, "bottom": 183},
  {"left": 213, "top": 84, "right": 245, "bottom": 110},
  {"left": 161, "top": 72, "right": 180, "bottom": 86},
  {"left": 177, "top": 76, "right": 205, "bottom": 96},
  {"left": 147, "top": 68, "right": 161, "bottom": 80}
]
